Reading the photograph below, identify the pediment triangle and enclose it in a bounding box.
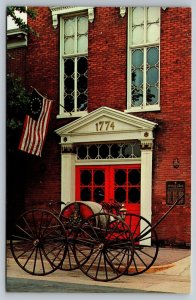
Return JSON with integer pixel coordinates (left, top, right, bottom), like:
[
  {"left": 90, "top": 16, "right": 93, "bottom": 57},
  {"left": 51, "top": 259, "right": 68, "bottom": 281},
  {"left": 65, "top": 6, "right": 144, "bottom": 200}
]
[{"left": 56, "top": 106, "right": 157, "bottom": 136}]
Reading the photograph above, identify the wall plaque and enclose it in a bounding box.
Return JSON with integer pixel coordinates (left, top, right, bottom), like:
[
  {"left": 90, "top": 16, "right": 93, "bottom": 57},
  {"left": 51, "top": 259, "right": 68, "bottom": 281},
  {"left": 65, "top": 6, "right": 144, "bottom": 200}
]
[{"left": 166, "top": 181, "right": 185, "bottom": 205}]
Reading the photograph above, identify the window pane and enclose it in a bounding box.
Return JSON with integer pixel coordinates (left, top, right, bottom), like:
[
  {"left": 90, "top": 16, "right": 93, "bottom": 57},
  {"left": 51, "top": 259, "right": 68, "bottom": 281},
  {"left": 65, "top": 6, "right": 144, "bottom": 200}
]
[
  {"left": 89, "top": 145, "right": 98, "bottom": 159},
  {"left": 78, "top": 57, "right": 88, "bottom": 74},
  {"left": 132, "top": 49, "right": 143, "bottom": 68},
  {"left": 133, "top": 143, "right": 141, "bottom": 157},
  {"left": 78, "top": 17, "right": 88, "bottom": 34},
  {"left": 115, "top": 170, "right": 126, "bottom": 185},
  {"left": 132, "top": 7, "right": 144, "bottom": 25},
  {"left": 147, "top": 23, "right": 160, "bottom": 43},
  {"left": 81, "top": 170, "right": 92, "bottom": 185},
  {"left": 64, "top": 58, "right": 75, "bottom": 112},
  {"left": 122, "top": 144, "right": 132, "bottom": 158},
  {"left": 111, "top": 144, "right": 121, "bottom": 158},
  {"left": 131, "top": 68, "right": 143, "bottom": 106},
  {"left": 65, "top": 19, "right": 75, "bottom": 36},
  {"left": 64, "top": 77, "right": 74, "bottom": 94},
  {"left": 128, "top": 169, "right": 140, "bottom": 185},
  {"left": 64, "top": 58, "right": 74, "bottom": 76},
  {"left": 78, "top": 75, "right": 87, "bottom": 93},
  {"left": 64, "top": 95, "right": 74, "bottom": 112},
  {"left": 132, "top": 26, "right": 144, "bottom": 44},
  {"left": 94, "top": 188, "right": 104, "bottom": 203},
  {"left": 77, "top": 94, "right": 87, "bottom": 111},
  {"left": 64, "top": 37, "right": 74, "bottom": 54},
  {"left": 81, "top": 188, "right": 91, "bottom": 201},
  {"left": 147, "top": 86, "right": 158, "bottom": 105},
  {"left": 147, "top": 67, "right": 158, "bottom": 85},
  {"left": 115, "top": 188, "right": 126, "bottom": 203},
  {"left": 94, "top": 170, "right": 105, "bottom": 185},
  {"left": 77, "top": 145, "right": 87, "bottom": 159},
  {"left": 147, "top": 47, "right": 159, "bottom": 65},
  {"left": 128, "top": 188, "right": 140, "bottom": 203},
  {"left": 78, "top": 35, "right": 88, "bottom": 53},
  {"left": 99, "top": 144, "right": 109, "bottom": 159},
  {"left": 147, "top": 7, "right": 160, "bottom": 23}
]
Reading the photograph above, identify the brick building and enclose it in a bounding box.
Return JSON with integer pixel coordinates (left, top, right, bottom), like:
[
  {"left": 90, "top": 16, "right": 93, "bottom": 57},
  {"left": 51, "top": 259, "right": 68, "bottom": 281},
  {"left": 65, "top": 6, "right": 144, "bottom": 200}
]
[{"left": 7, "top": 7, "right": 191, "bottom": 246}]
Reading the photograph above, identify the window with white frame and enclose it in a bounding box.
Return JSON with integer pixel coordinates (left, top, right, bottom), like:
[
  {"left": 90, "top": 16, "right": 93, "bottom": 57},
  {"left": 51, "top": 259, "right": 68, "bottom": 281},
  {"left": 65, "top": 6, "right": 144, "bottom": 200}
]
[
  {"left": 59, "top": 14, "right": 88, "bottom": 117},
  {"left": 127, "top": 7, "right": 160, "bottom": 112}
]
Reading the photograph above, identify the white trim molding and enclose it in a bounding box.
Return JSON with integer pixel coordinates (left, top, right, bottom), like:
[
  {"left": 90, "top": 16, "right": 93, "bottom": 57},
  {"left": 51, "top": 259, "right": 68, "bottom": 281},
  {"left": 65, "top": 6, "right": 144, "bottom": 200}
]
[
  {"left": 50, "top": 6, "right": 94, "bottom": 28},
  {"left": 55, "top": 106, "right": 157, "bottom": 225},
  {"left": 7, "top": 29, "right": 27, "bottom": 49}
]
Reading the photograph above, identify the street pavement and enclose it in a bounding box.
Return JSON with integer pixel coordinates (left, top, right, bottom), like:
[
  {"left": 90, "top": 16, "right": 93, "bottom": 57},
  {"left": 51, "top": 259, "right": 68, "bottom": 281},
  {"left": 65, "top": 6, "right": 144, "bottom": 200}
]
[{"left": 6, "top": 247, "right": 191, "bottom": 294}]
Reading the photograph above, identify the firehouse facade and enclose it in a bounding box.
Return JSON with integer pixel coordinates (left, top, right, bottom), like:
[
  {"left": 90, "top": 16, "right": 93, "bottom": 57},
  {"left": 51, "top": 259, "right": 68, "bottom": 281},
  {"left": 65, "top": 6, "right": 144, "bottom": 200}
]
[{"left": 7, "top": 7, "right": 191, "bottom": 246}]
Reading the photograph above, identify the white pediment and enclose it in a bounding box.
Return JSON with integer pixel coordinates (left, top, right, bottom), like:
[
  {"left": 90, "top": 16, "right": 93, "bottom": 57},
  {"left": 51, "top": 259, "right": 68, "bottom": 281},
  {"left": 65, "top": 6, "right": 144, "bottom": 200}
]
[{"left": 55, "top": 106, "right": 157, "bottom": 144}]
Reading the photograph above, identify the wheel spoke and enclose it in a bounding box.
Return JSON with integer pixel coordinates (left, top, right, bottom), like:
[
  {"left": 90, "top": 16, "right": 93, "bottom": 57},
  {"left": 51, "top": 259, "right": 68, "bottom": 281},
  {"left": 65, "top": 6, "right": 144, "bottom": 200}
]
[
  {"left": 16, "top": 224, "right": 33, "bottom": 240},
  {"left": 125, "top": 213, "right": 159, "bottom": 276}
]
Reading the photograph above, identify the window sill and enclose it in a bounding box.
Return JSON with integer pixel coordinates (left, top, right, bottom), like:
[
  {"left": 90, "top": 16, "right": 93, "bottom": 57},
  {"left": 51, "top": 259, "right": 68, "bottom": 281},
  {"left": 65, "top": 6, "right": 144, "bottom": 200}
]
[
  {"left": 57, "top": 111, "right": 88, "bottom": 119},
  {"left": 124, "top": 106, "right": 160, "bottom": 113}
]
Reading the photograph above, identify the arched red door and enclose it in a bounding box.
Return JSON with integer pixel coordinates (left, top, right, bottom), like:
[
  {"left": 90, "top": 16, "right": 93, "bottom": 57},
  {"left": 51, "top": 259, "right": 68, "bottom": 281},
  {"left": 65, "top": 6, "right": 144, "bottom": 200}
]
[{"left": 75, "top": 165, "right": 140, "bottom": 214}]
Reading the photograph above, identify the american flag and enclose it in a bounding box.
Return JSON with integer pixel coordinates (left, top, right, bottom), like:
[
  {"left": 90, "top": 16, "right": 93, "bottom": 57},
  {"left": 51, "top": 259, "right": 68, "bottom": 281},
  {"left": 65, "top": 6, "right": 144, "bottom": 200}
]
[{"left": 18, "top": 88, "right": 53, "bottom": 157}]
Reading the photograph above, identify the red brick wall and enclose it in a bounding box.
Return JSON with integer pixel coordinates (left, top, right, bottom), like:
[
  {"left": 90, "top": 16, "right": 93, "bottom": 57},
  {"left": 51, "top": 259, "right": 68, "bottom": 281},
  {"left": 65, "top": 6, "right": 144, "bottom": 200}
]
[
  {"left": 7, "top": 7, "right": 191, "bottom": 245},
  {"left": 7, "top": 47, "right": 27, "bottom": 84},
  {"left": 88, "top": 7, "right": 127, "bottom": 111}
]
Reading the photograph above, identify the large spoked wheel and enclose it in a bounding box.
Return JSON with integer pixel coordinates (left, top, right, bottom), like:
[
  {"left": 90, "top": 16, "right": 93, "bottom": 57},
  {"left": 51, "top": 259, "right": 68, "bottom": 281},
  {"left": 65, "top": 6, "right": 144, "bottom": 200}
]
[
  {"left": 124, "top": 213, "right": 159, "bottom": 276},
  {"left": 73, "top": 212, "right": 134, "bottom": 282},
  {"left": 10, "top": 209, "right": 67, "bottom": 276},
  {"left": 59, "top": 202, "right": 98, "bottom": 271}
]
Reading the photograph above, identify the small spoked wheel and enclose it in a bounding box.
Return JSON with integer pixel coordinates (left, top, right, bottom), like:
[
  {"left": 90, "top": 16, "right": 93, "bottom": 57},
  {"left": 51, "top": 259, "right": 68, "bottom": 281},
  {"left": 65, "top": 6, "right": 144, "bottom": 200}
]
[
  {"left": 73, "top": 212, "right": 134, "bottom": 282},
  {"left": 124, "top": 213, "right": 159, "bottom": 276},
  {"left": 10, "top": 209, "right": 67, "bottom": 276}
]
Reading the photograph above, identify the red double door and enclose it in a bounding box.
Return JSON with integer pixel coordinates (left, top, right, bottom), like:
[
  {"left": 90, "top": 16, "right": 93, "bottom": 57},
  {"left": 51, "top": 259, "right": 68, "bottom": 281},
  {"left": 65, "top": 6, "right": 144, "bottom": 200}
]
[{"left": 76, "top": 165, "right": 140, "bottom": 214}]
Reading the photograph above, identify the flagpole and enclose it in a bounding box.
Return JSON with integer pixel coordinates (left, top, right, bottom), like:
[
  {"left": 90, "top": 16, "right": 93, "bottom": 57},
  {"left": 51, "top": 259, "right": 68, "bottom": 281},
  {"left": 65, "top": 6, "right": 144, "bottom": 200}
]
[{"left": 59, "top": 103, "right": 72, "bottom": 116}]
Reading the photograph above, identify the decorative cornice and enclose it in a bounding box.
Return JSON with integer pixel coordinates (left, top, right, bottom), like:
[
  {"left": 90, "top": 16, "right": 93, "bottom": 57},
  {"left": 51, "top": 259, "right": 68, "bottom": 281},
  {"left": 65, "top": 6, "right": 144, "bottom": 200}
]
[
  {"left": 141, "top": 140, "right": 153, "bottom": 150},
  {"left": 50, "top": 6, "right": 94, "bottom": 28},
  {"left": 120, "top": 7, "right": 126, "bottom": 17},
  {"left": 62, "top": 145, "right": 76, "bottom": 154}
]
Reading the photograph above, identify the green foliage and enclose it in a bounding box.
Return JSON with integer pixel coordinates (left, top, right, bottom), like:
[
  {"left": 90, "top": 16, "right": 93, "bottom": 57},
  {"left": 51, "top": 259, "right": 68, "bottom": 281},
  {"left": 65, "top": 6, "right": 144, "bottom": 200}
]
[
  {"left": 7, "top": 6, "right": 38, "bottom": 36},
  {"left": 7, "top": 7, "right": 38, "bottom": 153},
  {"left": 7, "top": 74, "right": 30, "bottom": 153}
]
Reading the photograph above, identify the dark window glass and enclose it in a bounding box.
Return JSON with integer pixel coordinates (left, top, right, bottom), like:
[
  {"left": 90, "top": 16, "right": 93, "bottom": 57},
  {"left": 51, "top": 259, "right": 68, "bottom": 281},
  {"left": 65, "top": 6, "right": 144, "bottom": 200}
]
[
  {"left": 94, "top": 188, "right": 104, "bottom": 203},
  {"left": 78, "top": 75, "right": 87, "bottom": 93},
  {"left": 115, "top": 170, "right": 126, "bottom": 185},
  {"left": 81, "top": 170, "right": 92, "bottom": 185},
  {"left": 128, "top": 188, "right": 140, "bottom": 203},
  {"left": 89, "top": 145, "right": 98, "bottom": 159},
  {"left": 94, "top": 170, "right": 105, "bottom": 185},
  {"left": 81, "top": 188, "right": 91, "bottom": 201},
  {"left": 64, "top": 95, "right": 74, "bottom": 112},
  {"left": 64, "top": 77, "right": 74, "bottom": 94},
  {"left": 99, "top": 144, "right": 109, "bottom": 159},
  {"left": 77, "top": 94, "right": 87, "bottom": 111},
  {"left": 122, "top": 144, "right": 132, "bottom": 158},
  {"left": 78, "top": 57, "right": 88, "bottom": 74},
  {"left": 128, "top": 169, "right": 140, "bottom": 185},
  {"left": 115, "top": 187, "right": 126, "bottom": 203},
  {"left": 77, "top": 145, "right": 87, "bottom": 159},
  {"left": 64, "top": 58, "right": 74, "bottom": 76},
  {"left": 111, "top": 144, "right": 121, "bottom": 158}
]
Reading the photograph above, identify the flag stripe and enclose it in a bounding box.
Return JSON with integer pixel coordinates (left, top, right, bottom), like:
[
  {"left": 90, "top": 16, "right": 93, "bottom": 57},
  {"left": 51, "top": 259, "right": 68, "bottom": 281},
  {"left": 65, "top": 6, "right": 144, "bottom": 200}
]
[{"left": 18, "top": 97, "right": 53, "bottom": 157}]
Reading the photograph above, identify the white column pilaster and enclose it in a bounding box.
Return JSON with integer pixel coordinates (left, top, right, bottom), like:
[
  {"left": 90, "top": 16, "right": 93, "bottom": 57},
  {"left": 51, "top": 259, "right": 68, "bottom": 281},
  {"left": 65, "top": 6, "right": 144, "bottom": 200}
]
[
  {"left": 61, "top": 151, "right": 76, "bottom": 204},
  {"left": 140, "top": 140, "right": 153, "bottom": 245}
]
